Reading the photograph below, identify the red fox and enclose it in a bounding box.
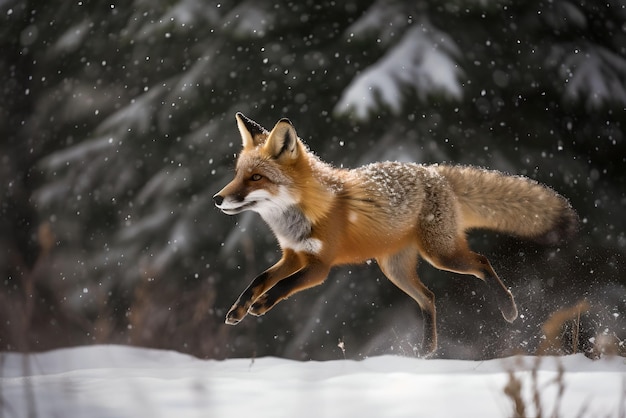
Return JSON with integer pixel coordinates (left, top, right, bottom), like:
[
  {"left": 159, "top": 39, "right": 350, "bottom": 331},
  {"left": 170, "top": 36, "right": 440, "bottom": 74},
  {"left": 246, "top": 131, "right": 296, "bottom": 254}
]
[{"left": 213, "top": 113, "right": 578, "bottom": 355}]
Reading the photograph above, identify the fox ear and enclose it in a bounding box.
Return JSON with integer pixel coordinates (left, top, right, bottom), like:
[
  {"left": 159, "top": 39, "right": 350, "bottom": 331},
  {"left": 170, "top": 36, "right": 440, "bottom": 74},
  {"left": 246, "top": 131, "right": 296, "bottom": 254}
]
[
  {"left": 235, "top": 112, "right": 267, "bottom": 149},
  {"left": 265, "top": 118, "right": 298, "bottom": 161}
]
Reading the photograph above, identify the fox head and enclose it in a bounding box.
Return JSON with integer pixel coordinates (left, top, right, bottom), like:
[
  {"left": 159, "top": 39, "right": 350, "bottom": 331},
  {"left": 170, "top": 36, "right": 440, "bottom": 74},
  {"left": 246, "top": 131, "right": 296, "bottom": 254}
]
[{"left": 213, "top": 113, "right": 306, "bottom": 217}]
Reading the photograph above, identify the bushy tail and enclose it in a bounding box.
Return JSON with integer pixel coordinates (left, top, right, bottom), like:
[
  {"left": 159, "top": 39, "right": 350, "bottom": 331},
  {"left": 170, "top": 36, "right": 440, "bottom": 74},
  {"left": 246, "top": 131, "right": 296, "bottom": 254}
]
[{"left": 437, "top": 165, "right": 578, "bottom": 245}]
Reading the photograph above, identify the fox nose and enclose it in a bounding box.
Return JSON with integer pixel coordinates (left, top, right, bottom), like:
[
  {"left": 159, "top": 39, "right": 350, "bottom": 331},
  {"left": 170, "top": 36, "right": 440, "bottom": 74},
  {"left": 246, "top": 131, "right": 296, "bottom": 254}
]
[{"left": 213, "top": 194, "right": 224, "bottom": 206}]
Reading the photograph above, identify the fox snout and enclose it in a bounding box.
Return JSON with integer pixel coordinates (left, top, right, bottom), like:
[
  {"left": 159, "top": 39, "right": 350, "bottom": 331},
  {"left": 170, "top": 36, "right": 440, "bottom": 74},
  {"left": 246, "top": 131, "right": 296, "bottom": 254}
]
[
  {"left": 213, "top": 190, "right": 252, "bottom": 215},
  {"left": 213, "top": 194, "right": 224, "bottom": 207}
]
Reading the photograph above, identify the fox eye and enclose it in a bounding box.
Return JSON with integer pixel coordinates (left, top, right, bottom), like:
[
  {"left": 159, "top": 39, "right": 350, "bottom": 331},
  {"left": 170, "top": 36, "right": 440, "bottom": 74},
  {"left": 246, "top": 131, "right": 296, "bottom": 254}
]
[{"left": 250, "top": 174, "right": 263, "bottom": 181}]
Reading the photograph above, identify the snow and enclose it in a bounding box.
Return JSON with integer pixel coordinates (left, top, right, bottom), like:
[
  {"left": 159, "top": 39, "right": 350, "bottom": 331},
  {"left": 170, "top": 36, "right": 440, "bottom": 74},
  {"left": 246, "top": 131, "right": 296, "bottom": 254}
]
[
  {"left": 345, "top": 0, "right": 409, "bottom": 46},
  {"left": 51, "top": 19, "right": 90, "bottom": 53},
  {"left": 2, "top": 345, "right": 625, "bottom": 417},
  {"left": 223, "top": 3, "right": 273, "bottom": 38},
  {"left": 560, "top": 46, "right": 626, "bottom": 109},
  {"left": 335, "top": 22, "right": 463, "bottom": 119}
]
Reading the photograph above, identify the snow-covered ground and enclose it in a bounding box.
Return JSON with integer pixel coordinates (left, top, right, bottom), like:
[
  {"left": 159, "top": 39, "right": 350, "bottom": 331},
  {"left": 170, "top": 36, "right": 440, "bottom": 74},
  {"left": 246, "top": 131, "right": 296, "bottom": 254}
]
[{"left": 1, "top": 345, "right": 625, "bottom": 417}]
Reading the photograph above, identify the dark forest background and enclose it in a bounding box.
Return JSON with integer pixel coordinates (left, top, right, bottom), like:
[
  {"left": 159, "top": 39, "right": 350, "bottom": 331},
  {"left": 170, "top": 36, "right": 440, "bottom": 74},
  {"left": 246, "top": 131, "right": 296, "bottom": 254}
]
[{"left": 1, "top": 0, "right": 625, "bottom": 360}]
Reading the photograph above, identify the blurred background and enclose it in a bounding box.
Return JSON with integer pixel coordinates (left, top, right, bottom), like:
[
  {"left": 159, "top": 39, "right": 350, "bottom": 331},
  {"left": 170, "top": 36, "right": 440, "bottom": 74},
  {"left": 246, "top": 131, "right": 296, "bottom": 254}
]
[{"left": 1, "top": 0, "right": 624, "bottom": 360}]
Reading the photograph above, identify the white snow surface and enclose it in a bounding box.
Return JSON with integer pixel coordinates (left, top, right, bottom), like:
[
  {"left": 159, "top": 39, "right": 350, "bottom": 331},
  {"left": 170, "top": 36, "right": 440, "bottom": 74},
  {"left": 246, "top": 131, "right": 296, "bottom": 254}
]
[{"left": 2, "top": 345, "right": 625, "bottom": 417}]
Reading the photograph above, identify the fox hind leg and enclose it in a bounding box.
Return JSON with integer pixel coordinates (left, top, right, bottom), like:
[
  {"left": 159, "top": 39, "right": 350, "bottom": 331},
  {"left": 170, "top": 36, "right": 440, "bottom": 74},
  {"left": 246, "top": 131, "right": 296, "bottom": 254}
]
[
  {"left": 420, "top": 236, "right": 518, "bottom": 323},
  {"left": 377, "top": 247, "right": 437, "bottom": 356},
  {"left": 474, "top": 253, "right": 518, "bottom": 322}
]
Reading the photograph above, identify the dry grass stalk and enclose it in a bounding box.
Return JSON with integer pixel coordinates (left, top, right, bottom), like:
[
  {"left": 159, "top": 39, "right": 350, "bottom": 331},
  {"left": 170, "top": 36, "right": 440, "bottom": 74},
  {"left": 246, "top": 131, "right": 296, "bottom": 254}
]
[
  {"left": 538, "top": 300, "right": 590, "bottom": 356},
  {"left": 503, "top": 357, "right": 566, "bottom": 418}
]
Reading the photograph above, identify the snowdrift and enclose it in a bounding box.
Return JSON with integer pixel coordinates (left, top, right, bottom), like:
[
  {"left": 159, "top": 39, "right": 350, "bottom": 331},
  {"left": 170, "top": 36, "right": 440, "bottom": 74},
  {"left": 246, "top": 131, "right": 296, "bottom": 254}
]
[{"left": 1, "top": 345, "right": 625, "bottom": 417}]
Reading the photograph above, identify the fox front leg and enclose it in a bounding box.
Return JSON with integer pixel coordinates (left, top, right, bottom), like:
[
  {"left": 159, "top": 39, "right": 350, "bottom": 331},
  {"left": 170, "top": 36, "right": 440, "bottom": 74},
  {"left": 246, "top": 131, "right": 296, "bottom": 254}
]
[
  {"left": 225, "top": 251, "right": 303, "bottom": 325},
  {"left": 248, "top": 261, "right": 331, "bottom": 317},
  {"left": 225, "top": 270, "right": 270, "bottom": 325}
]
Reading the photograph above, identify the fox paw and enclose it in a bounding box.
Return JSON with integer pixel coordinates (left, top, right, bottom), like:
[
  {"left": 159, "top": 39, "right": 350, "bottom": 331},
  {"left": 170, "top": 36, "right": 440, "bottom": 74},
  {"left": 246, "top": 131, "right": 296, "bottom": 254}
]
[
  {"left": 225, "top": 304, "right": 248, "bottom": 325},
  {"left": 498, "top": 291, "right": 518, "bottom": 323},
  {"left": 500, "top": 300, "right": 518, "bottom": 323},
  {"left": 248, "top": 295, "right": 270, "bottom": 316}
]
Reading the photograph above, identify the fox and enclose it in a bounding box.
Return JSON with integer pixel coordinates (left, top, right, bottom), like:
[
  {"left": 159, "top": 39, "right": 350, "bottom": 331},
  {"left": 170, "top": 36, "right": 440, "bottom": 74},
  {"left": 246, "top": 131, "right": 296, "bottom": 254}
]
[{"left": 213, "top": 113, "right": 578, "bottom": 356}]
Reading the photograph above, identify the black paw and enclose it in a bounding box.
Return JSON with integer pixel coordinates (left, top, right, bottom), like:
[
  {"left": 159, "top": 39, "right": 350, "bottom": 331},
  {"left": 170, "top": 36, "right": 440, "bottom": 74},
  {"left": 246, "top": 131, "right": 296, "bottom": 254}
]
[
  {"left": 248, "top": 294, "right": 271, "bottom": 316},
  {"left": 225, "top": 304, "right": 247, "bottom": 325}
]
